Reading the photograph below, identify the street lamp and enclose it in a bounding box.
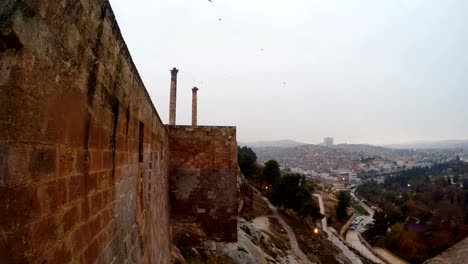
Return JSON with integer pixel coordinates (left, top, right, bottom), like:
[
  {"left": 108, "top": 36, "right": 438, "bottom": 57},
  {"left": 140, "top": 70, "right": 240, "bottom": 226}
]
[{"left": 314, "top": 228, "right": 319, "bottom": 234}]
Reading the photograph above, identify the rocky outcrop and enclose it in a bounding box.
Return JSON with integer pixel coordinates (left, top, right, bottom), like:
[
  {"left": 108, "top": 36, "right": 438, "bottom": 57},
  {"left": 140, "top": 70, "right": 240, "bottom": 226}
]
[
  {"left": 424, "top": 237, "right": 468, "bottom": 264},
  {"left": 238, "top": 170, "right": 249, "bottom": 214}
]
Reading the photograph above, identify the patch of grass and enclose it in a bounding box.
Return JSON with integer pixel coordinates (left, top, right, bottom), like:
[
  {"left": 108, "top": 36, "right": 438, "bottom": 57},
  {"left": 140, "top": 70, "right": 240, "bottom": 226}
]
[
  {"left": 280, "top": 212, "right": 338, "bottom": 263},
  {"left": 352, "top": 203, "right": 370, "bottom": 215},
  {"left": 174, "top": 234, "right": 202, "bottom": 260},
  {"left": 240, "top": 186, "right": 273, "bottom": 221},
  {"left": 264, "top": 230, "right": 289, "bottom": 254},
  {"left": 323, "top": 197, "right": 347, "bottom": 232}
]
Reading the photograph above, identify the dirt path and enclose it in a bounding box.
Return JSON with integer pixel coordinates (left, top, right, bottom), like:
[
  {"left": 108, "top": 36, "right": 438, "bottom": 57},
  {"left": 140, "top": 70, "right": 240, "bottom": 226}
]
[
  {"left": 261, "top": 196, "right": 312, "bottom": 264},
  {"left": 249, "top": 185, "right": 312, "bottom": 263},
  {"left": 251, "top": 216, "right": 270, "bottom": 231}
]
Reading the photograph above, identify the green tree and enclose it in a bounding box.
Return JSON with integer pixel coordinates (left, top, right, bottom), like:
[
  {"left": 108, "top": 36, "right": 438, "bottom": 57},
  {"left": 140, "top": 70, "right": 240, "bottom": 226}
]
[
  {"left": 385, "top": 223, "right": 403, "bottom": 250},
  {"left": 269, "top": 173, "right": 322, "bottom": 224},
  {"left": 370, "top": 211, "right": 388, "bottom": 236},
  {"left": 335, "top": 191, "right": 351, "bottom": 221},
  {"left": 387, "top": 207, "right": 403, "bottom": 225},
  {"left": 237, "top": 146, "right": 257, "bottom": 179},
  {"left": 356, "top": 180, "right": 380, "bottom": 201},
  {"left": 268, "top": 173, "right": 301, "bottom": 210},
  {"left": 263, "top": 160, "right": 281, "bottom": 186},
  {"left": 299, "top": 199, "right": 324, "bottom": 224}
]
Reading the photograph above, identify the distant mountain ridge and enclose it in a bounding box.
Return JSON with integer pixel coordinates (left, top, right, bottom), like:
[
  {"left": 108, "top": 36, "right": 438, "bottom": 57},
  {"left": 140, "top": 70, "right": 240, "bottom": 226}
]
[
  {"left": 382, "top": 139, "right": 468, "bottom": 150},
  {"left": 239, "top": 139, "right": 306, "bottom": 148}
]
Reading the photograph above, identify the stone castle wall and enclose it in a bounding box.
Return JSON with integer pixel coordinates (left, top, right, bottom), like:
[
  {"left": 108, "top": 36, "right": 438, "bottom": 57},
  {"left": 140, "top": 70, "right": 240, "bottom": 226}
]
[
  {"left": 0, "top": 0, "right": 238, "bottom": 263},
  {"left": 168, "top": 126, "right": 238, "bottom": 241},
  {"left": 0, "top": 0, "right": 170, "bottom": 263}
]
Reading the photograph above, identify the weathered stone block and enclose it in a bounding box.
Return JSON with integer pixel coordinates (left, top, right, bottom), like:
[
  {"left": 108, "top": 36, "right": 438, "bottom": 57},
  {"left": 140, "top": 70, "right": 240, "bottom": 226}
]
[
  {"left": 68, "top": 175, "right": 85, "bottom": 203},
  {"left": 58, "top": 146, "right": 75, "bottom": 176},
  {"left": 62, "top": 204, "right": 80, "bottom": 235},
  {"left": 29, "top": 215, "right": 59, "bottom": 256},
  {"left": 3, "top": 143, "right": 31, "bottom": 186},
  {"left": 82, "top": 239, "right": 99, "bottom": 264},
  {"left": 41, "top": 178, "right": 67, "bottom": 212},
  {"left": 85, "top": 172, "right": 98, "bottom": 194},
  {"left": 89, "top": 150, "right": 103, "bottom": 172},
  {"left": 90, "top": 192, "right": 103, "bottom": 215},
  {"left": 168, "top": 126, "right": 238, "bottom": 242},
  {"left": 29, "top": 145, "right": 56, "bottom": 181}
]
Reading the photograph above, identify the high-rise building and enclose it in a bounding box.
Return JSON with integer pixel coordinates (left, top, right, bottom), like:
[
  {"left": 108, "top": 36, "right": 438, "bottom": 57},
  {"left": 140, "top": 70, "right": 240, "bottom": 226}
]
[{"left": 323, "top": 137, "right": 334, "bottom": 147}]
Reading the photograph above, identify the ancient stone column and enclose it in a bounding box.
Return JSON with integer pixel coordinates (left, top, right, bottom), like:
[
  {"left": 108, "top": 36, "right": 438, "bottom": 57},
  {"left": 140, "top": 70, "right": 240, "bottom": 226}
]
[
  {"left": 169, "top": 67, "right": 178, "bottom": 125},
  {"left": 192, "top": 87, "right": 199, "bottom": 127}
]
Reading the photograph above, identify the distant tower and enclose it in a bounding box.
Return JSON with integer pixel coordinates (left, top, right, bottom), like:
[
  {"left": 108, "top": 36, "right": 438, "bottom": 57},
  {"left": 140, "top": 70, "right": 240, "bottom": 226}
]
[
  {"left": 192, "top": 87, "right": 199, "bottom": 127},
  {"left": 323, "top": 137, "right": 334, "bottom": 147},
  {"left": 169, "top": 67, "right": 178, "bottom": 125}
]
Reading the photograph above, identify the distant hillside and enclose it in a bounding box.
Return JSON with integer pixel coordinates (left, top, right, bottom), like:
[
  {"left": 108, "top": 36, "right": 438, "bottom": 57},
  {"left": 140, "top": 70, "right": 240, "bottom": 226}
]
[
  {"left": 332, "top": 144, "right": 414, "bottom": 157},
  {"left": 240, "top": 139, "right": 306, "bottom": 148},
  {"left": 252, "top": 144, "right": 360, "bottom": 171},
  {"left": 383, "top": 139, "right": 468, "bottom": 150},
  {"left": 251, "top": 143, "right": 424, "bottom": 172}
]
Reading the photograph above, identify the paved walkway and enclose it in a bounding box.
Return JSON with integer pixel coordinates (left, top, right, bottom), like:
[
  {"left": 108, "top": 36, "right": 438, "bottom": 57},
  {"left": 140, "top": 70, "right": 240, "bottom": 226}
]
[
  {"left": 373, "top": 247, "right": 408, "bottom": 264},
  {"left": 346, "top": 227, "right": 383, "bottom": 263}
]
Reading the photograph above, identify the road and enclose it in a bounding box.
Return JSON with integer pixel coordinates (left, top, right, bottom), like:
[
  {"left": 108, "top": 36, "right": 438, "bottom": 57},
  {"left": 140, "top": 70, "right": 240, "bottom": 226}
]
[
  {"left": 346, "top": 222, "right": 383, "bottom": 263},
  {"left": 313, "top": 194, "right": 363, "bottom": 264},
  {"left": 345, "top": 190, "right": 384, "bottom": 263}
]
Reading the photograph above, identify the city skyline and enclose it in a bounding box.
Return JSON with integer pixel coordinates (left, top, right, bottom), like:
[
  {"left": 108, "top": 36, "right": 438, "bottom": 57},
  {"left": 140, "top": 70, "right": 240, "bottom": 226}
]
[{"left": 110, "top": 0, "right": 468, "bottom": 145}]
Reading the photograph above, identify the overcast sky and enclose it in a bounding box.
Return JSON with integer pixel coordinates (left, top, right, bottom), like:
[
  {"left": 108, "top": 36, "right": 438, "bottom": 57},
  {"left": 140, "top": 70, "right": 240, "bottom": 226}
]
[{"left": 109, "top": 0, "right": 468, "bottom": 145}]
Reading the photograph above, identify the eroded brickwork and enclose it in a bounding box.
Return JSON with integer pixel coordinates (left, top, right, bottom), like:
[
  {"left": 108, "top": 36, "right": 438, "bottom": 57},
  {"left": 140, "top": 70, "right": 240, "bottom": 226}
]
[
  {"left": 168, "top": 126, "right": 238, "bottom": 241},
  {"left": 0, "top": 1, "right": 170, "bottom": 263}
]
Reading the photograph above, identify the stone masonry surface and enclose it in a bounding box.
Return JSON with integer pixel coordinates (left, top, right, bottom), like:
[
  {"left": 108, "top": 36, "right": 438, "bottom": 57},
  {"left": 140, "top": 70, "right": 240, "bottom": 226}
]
[
  {"left": 0, "top": 0, "right": 238, "bottom": 263},
  {"left": 0, "top": 0, "right": 171, "bottom": 263},
  {"left": 168, "top": 126, "right": 238, "bottom": 242}
]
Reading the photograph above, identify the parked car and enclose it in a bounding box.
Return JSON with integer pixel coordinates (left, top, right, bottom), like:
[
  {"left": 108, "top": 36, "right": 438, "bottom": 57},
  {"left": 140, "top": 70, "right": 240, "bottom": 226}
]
[{"left": 349, "top": 225, "right": 357, "bottom": 230}]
